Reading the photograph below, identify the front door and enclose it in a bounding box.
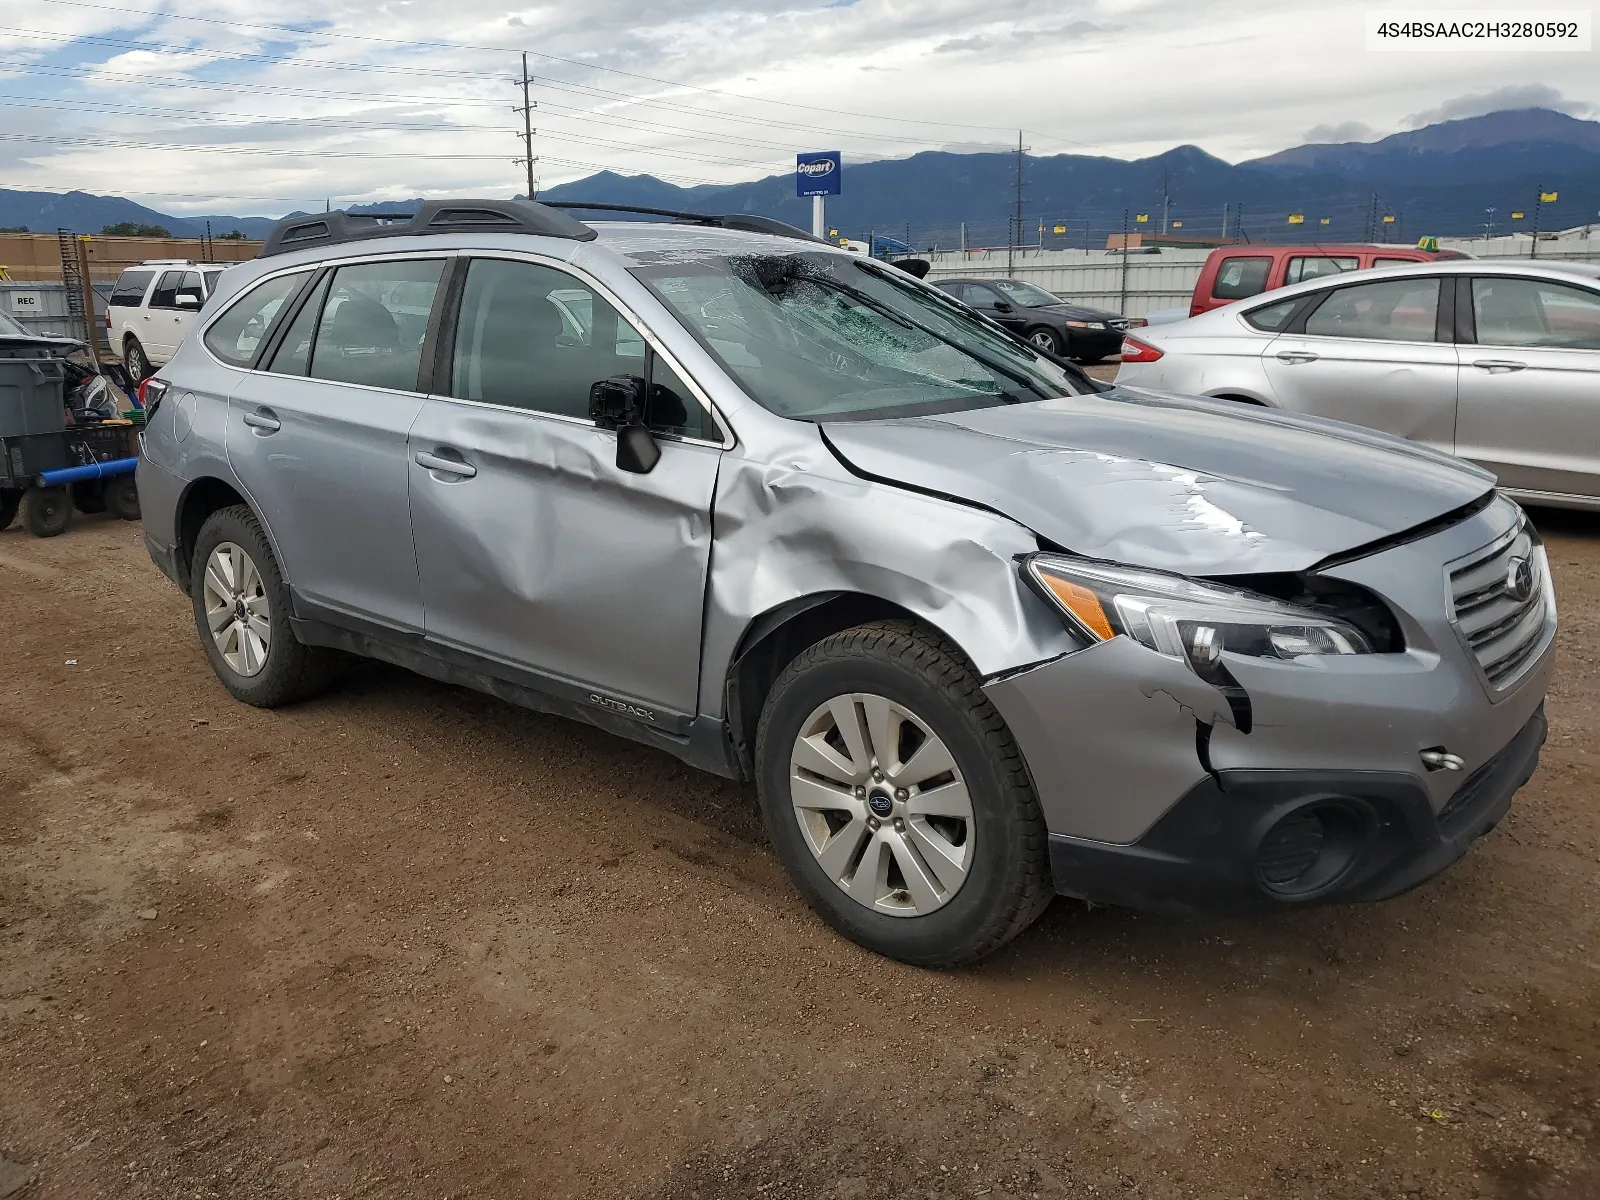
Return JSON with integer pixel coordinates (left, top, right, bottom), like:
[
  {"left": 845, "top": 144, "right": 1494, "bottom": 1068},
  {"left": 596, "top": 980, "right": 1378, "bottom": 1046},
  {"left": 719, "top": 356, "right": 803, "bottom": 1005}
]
[
  {"left": 1455, "top": 274, "right": 1600, "bottom": 499},
  {"left": 225, "top": 255, "right": 448, "bottom": 633},
  {"left": 961, "top": 282, "right": 1028, "bottom": 335},
  {"left": 1261, "top": 273, "right": 1459, "bottom": 453},
  {"left": 143, "top": 270, "right": 186, "bottom": 361},
  {"left": 407, "top": 255, "right": 722, "bottom": 721}
]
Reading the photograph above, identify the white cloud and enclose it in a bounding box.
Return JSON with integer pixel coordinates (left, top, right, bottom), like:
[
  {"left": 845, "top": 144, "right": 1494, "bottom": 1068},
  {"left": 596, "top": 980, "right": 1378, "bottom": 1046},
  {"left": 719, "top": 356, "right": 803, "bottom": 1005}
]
[
  {"left": 1304, "top": 120, "right": 1377, "bottom": 143},
  {"left": 1404, "top": 84, "right": 1595, "bottom": 127}
]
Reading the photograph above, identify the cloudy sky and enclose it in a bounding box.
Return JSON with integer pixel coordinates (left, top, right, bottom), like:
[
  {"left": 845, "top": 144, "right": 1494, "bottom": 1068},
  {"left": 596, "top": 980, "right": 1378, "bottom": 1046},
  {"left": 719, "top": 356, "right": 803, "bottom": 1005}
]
[{"left": 1, "top": 0, "right": 1596, "bottom": 218}]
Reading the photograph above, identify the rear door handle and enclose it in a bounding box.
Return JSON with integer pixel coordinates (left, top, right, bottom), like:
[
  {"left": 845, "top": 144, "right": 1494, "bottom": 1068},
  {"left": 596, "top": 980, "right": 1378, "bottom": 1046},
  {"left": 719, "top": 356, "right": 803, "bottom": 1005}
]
[
  {"left": 1472, "top": 359, "right": 1527, "bottom": 374},
  {"left": 242, "top": 409, "right": 280, "bottom": 433},
  {"left": 1275, "top": 351, "right": 1320, "bottom": 364},
  {"left": 415, "top": 450, "right": 477, "bottom": 479}
]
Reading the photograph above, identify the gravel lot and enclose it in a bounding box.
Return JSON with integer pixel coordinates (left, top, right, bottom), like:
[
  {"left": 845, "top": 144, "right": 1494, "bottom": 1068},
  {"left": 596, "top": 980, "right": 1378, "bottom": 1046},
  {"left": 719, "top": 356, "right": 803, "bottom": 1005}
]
[{"left": 1, "top": 498, "right": 1597, "bottom": 1200}]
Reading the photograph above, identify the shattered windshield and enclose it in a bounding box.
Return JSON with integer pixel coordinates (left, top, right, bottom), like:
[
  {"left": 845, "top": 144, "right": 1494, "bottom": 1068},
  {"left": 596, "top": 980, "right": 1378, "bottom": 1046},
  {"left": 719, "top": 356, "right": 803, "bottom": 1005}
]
[{"left": 632, "top": 251, "right": 1100, "bottom": 421}]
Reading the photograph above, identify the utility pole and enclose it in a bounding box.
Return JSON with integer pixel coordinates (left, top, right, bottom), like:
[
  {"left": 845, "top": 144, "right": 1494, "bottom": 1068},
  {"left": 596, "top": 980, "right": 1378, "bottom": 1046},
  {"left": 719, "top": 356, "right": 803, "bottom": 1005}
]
[
  {"left": 1161, "top": 164, "right": 1170, "bottom": 235},
  {"left": 1220, "top": 202, "right": 1228, "bottom": 239},
  {"left": 1119, "top": 208, "right": 1130, "bottom": 315},
  {"left": 1484, "top": 207, "right": 1497, "bottom": 242},
  {"left": 1530, "top": 186, "right": 1545, "bottom": 259},
  {"left": 1009, "top": 130, "right": 1025, "bottom": 276},
  {"left": 515, "top": 52, "right": 537, "bottom": 200}
]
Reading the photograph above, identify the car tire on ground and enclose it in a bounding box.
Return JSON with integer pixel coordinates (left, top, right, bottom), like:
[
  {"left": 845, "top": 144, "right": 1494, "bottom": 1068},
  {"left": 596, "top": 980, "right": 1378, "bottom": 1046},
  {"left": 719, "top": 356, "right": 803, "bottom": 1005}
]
[
  {"left": 0, "top": 488, "right": 20, "bottom": 532},
  {"left": 19, "top": 487, "right": 72, "bottom": 537},
  {"left": 124, "top": 338, "right": 153, "bottom": 382},
  {"left": 1026, "top": 328, "right": 1062, "bottom": 356},
  {"left": 70, "top": 480, "right": 106, "bottom": 514},
  {"left": 754, "top": 620, "right": 1052, "bottom": 967},
  {"left": 190, "top": 504, "right": 339, "bottom": 708},
  {"left": 105, "top": 476, "right": 141, "bottom": 521}
]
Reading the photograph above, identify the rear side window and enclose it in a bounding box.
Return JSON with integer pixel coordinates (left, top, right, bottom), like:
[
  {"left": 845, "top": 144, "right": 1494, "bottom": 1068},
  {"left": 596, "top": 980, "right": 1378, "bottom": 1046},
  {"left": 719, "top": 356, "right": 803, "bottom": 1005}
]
[
  {"left": 109, "top": 270, "right": 154, "bottom": 307},
  {"left": 148, "top": 271, "right": 183, "bottom": 310},
  {"left": 202, "top": 269, "right": 226, "bottom": 296},
  {"left": 1285, "top": 256, "right": 1358, "bottom": 285},
  {"left": 1304, "top": 277, "right": 1440, "bottom": 343},
  {"left": 1243, "top": 297, "right": 1301, "bottom": 332},
  {"left": 307, "top": 259, "right": 445, "bottom": 392},
  {"left": 1211, "top": 257, "right": 1271, "bottom": 301},
  {"left": 1374, "top": 257, "right": 1421, "bottom": 269},
  {"left": 202, "top": 271, "right": 311, "bottom": 368},
  {"left": 1471, "top": 278, "right": 1600, "bottom": 350}
]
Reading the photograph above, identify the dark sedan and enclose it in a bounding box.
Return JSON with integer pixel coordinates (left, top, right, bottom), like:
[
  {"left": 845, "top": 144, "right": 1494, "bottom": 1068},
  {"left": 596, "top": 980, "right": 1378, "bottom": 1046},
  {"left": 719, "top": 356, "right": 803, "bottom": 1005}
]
[{"left": 932, "top": 277, "right": 1137, "bottom": 363}]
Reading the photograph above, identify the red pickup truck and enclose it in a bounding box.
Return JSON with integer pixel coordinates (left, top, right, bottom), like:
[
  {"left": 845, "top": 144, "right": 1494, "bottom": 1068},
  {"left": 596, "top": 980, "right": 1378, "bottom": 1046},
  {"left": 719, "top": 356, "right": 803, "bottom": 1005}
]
[{"left": 1188, "top": 244, "right": 1470, "bottom": 317}]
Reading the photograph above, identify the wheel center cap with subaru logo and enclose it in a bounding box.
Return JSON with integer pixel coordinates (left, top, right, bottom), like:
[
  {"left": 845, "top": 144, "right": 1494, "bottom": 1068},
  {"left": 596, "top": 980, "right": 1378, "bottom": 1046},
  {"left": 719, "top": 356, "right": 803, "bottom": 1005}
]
[
  {"left": 1505, "top": 556, "right": 1534, "bottom": 603},
  {"left": 867, "top": 789, "right": 895, "bottom": 819}
]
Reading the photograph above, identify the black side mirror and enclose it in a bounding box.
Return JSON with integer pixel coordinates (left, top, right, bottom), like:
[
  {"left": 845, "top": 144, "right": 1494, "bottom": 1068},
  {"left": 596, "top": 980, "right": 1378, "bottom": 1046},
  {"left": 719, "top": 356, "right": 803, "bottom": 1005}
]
[
  {"left": 992, "top": 299, "right": 1014, "bottom": 313},
  {"left": 588, "top": 375, "right": 660, "bottom": 474}
]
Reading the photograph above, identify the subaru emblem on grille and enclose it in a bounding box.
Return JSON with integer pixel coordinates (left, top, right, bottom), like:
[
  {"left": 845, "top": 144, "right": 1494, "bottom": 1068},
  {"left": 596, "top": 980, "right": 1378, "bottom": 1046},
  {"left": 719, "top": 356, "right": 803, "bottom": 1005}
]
[{"left": 1504, "top": 556, "right": 1534, "bottom": 603}]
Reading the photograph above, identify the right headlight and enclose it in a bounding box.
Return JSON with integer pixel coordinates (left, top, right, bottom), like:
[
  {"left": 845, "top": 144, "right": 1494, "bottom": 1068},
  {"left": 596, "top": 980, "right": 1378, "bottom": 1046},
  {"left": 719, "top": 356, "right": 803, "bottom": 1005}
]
[{"left": 1023, "top": 555, "right": 1374, "bottom": 672}]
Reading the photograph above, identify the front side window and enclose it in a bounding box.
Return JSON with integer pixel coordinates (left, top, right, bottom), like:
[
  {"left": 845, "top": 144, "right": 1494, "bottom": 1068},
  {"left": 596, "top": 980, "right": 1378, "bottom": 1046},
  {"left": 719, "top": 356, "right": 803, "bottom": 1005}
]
[
  {"left": 992, "top": 280, "right": 1062, "bottom": 308},
  {"left": 109, "top": 270, "right": 155, "bottom": 307},
  {"left": 1212, "top": 256, "right": 1271, "bottom": 300},
  {"left": 306, "top": 259, "right": 445, "bottom": 392},
  {"left": 1303, "top": 277, "right": 1440, "bottom": 343},
  {"left": 1285, "top": 256, "right": 1358, "bottom": 285},
  {"left": 1471, "top": 277, "right": 1600, "bottom": 350},
  {"left": 175, "top": 271, "right": 205, "bottom": 308},
  {"left": 148, "top": 270, "right": 183, "bottom": 309},
  {"left": 963, "top": 284, "right": 1004, "bottom": 308},
  {"left": 202, "top": 271, "right": 311, "bottom": 368},
  {"left": 634, "top": 251, "right": 1095, "bottom": 422},
  {"left": 448, "top": 257, "right": 712, "bottom": 438}
]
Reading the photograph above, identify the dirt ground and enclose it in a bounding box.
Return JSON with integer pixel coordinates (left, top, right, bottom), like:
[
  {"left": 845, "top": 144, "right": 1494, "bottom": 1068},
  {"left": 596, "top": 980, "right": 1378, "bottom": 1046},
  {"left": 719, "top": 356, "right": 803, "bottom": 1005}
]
[{"left": 1, "top": 501, "right": 1597, "bottom": 1200}]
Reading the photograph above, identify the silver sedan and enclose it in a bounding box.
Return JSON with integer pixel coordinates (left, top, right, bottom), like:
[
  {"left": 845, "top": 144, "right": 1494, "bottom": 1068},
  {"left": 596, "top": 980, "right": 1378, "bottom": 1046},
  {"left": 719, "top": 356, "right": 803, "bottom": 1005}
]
[{"left": 1115, "top": 259, "right": 1600, "bottom": 510}]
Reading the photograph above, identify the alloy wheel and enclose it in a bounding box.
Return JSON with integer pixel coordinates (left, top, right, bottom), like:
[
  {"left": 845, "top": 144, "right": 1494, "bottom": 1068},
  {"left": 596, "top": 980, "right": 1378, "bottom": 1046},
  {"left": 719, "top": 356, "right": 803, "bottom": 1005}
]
[
  {"left": 788, "top": 692, "right": 974, "bottom": 917},
  {"left": 202, "top": 541, "right": 271, "bottom": 676},
  {"left": 1029, "top": 330, "right": 1056, "bottom": 349}
]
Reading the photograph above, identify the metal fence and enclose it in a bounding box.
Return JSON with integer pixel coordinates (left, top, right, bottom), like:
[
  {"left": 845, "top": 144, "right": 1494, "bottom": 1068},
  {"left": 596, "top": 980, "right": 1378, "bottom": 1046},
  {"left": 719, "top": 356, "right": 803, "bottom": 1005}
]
[{"left": 925, "top": 239, "right": 1600, "bottom": 319}]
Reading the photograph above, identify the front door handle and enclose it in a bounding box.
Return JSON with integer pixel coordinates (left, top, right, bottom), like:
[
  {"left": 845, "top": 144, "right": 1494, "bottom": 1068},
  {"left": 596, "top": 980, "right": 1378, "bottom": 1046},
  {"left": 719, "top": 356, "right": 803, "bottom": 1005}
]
[
  {"left": 1472, "top": 359, "right": 1527, "bottom": 374},
  {"left": 242, "top": 409, "right": 280, "bottom": 433},
  {"left": 415, "top": 450, "right": 477, "bottom": 479},
  {"left": 1275, "top": 351, "right": 1320, "bottom": 364}
]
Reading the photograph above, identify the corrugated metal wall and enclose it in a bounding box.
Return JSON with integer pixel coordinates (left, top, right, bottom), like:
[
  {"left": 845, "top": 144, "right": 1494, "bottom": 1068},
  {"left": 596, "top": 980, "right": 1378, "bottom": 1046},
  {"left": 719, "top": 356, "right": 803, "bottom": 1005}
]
[{"left": 924, "top": 249, "right": 1213, "bottom": 318}]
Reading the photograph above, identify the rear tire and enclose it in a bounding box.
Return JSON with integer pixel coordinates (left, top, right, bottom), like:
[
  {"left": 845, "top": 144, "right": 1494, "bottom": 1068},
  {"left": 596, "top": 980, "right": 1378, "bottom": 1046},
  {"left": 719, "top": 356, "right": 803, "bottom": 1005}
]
[
  {"left": 755, "top": 620, "right": 1052, "bottom": 967},
  {"left": 190, "top": 505, "right": 338, "bottom": 707},
  {"left": 124, "top": 338, "right": 152, "bottom": 382},
  {"left": 0, "top": 489, "right": 20, "bottom": 532},
  {"left": 105, "top": 476, "right": 141, "bottom": 521},
  {"left": 20, "top": 488, "right": 71, "bottom": 538}
]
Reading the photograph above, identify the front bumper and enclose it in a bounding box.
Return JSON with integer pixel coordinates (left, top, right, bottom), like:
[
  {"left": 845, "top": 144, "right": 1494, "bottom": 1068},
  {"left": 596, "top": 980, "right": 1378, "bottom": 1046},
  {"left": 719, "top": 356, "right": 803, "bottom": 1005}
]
[
  {"left": 982, "top": 494, "right": 1555, "bottom": 914},
  {"left": 1046, "top": 706, "right": 1544, "bottom": 915}
]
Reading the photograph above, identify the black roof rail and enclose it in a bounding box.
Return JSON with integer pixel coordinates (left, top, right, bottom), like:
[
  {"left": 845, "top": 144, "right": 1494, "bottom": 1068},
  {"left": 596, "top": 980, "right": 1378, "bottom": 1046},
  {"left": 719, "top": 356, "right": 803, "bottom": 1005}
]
[
  {"left": 541, "top": 202, "right": 824, "bottom": 244},
  {"left": 260, "top": 198, "right": 598, "bottom": 257}
]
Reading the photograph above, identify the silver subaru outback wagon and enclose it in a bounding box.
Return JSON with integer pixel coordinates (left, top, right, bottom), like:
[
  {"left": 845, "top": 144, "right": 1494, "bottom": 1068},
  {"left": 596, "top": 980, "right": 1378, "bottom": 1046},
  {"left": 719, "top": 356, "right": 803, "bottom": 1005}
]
[{"left": 136, "top": 199, "right": 1556, "bottom": 966}]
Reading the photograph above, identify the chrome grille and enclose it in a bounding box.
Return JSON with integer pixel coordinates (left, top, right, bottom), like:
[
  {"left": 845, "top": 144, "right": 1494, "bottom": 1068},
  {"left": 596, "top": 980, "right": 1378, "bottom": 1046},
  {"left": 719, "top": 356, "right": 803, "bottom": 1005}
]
[{"left": 1448, "top": 523, "right": 1550, "bottom": 690}]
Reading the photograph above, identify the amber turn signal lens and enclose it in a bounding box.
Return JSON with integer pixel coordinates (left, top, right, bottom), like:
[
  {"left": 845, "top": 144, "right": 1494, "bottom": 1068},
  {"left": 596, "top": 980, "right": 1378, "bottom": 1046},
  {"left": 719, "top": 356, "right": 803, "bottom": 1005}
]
[{"left": 1037, "top": 572, "right": 1115, "bottom": 641}]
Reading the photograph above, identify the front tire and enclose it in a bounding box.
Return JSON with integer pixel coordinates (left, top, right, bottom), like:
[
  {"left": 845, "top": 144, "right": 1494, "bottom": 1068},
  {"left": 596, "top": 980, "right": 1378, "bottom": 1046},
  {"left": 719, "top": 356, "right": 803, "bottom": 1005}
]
[
  {"left": 20, "top": 488, "right": 71, "bottom": 537},
  {"left": 755, "top": 621, "right": 1051, "bottom": 967},
  {"left": 1027, "top": 327, "right": 1062, "bottom": 356},
  {"left": 190, "top": 505, "right": 337, "bottom": 707}
]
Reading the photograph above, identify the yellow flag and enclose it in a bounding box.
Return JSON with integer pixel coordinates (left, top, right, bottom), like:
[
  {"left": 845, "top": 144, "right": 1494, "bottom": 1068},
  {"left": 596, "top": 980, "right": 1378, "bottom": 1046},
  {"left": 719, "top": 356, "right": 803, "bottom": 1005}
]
[
  {"left": 1417, "top": 236, "right": 1439, "bottom": 251},
  {"left": 1383, "top": 214, "right": 1396, "bottom": 224},
  {"left": 1052, "top": 224, "right": 1066, "bottom": 234},
  {"left": 1171, "top": 220, "right": 1183, "bottom": 228},
  {"left": 828, "top": 228, "right": 838, "bottom": 237},
  {"left": 1319, "top": 217, "right": 1331, "bottom": 225},
  {"left": 1511, "top": 211, "right": 1525, "bottom": 220},
  {"left": 1287, "top": 213, "right": 1305, "bottom": 225},
  {"left": 1135, "top": 213, "right": 1149, "bottom": 223},
  {"left": 1540, "top": 191, "right": 1558, "bottom": 203}
]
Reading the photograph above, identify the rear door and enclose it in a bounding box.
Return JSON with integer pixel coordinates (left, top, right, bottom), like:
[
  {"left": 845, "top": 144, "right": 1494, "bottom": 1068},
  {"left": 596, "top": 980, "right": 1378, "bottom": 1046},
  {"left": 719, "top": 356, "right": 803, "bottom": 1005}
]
[
  {"left": 1455, "top": 274, "right": 1600, "bottom": 499},
  {"left": 1260, "top": 273, "right": 1459, "bottom": 451},
  {"left": 225, "top": 254, "right": 448, "bottom": 633},
  {"left": 406, "top": 254, "right": 723, "bottom": 721}
]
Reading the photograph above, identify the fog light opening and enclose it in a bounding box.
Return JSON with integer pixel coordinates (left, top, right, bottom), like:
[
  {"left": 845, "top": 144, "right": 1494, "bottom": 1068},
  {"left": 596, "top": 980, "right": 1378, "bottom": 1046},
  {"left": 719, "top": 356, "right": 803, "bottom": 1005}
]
[{"left": 1256, "top": 802, "right": 1369, "bottom": 897}]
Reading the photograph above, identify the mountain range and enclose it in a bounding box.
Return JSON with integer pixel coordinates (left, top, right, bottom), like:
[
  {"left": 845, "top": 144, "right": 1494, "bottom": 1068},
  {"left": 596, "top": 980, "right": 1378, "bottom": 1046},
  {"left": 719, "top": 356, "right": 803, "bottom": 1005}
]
[{"left": 2, "top": 107, "right": 1597, "bottom": 247}]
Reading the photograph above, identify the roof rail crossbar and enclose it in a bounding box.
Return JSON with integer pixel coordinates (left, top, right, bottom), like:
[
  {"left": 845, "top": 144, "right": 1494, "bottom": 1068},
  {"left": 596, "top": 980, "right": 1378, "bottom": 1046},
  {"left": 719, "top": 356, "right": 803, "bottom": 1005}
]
[
  {"left": 260, "top": 198, "right": 597, "bottom": 257},
  {"left": 542, "top": 202, "right": 823, "bottom": 244}
]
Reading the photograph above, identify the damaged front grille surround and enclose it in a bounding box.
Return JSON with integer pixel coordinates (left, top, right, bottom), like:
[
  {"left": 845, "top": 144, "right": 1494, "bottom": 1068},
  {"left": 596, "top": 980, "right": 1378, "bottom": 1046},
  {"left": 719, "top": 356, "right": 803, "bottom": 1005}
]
[{"left": 1447, "top": 520, "right": 1553, "bottom": 693}]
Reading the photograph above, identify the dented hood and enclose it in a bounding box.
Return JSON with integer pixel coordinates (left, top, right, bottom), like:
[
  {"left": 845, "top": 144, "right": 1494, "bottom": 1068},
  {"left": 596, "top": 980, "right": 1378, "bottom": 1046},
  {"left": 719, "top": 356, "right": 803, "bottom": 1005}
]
[{"left": 822, "top": 387, "right": 1495, "bottom": 576}]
